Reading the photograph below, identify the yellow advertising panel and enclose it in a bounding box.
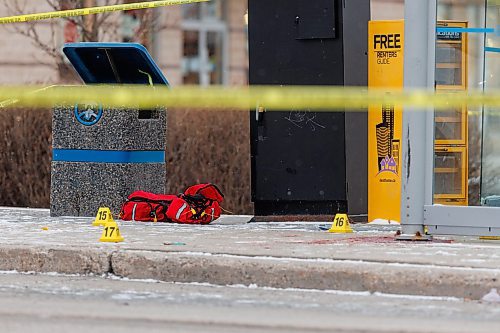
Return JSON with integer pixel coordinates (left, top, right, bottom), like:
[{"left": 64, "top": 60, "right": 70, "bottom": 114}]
[{"left": 368, "top": 20, "right": 404, "bottom": 224}]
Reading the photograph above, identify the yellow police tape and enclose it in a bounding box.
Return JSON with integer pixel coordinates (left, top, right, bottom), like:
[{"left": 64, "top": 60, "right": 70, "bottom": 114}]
[
  {"left": 0, "top": 0, "right": 208, "bottom": 24},
  {"left": 0, "top": 85, "right": 500, "bottom": 111}
]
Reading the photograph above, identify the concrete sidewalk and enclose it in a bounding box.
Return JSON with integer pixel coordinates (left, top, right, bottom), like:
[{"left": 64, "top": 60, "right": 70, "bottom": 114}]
[{"left": 0, "top": 206, "right": 499, "bottom": 300}]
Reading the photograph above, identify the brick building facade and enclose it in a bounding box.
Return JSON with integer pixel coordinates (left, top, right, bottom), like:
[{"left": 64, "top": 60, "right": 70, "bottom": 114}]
[{"left": 0, "top": 0, "right": 401, "bottom": 85}]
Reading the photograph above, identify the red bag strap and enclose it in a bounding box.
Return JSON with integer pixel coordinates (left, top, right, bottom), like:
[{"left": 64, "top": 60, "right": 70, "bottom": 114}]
[{"left": 184, "top": 184, "right": 224, "bottom": 203}]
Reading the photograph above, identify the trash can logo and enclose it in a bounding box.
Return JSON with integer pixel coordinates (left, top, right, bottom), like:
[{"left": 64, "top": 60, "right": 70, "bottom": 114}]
[{"left": 74, "top": 102, "right": 103, "bottom": 126}]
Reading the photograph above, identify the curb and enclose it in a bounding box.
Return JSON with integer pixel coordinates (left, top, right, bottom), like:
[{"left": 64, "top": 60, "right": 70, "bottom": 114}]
[
  {"left": 0, "top": 246, "right": 111, "bottom": 275},
  {"left": 0, "top": 246, "right": 498, "bottom": 299},
  {"left": 110, "top": 251, "right": 500, "bottom": 299}
]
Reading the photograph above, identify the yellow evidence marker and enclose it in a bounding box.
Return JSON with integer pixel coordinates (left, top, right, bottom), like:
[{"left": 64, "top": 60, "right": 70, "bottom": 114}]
[
  {"left": 93, "top": 207, "right": 113, "bottom": 226},
  {"left": 328, "top": 213, "right": 354, "bottom": 233},
  {"left": 99, "top": 220, "right": 124, "bottom": 243}
]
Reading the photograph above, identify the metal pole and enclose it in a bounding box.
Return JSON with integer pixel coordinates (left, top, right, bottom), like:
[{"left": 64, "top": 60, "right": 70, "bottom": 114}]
[{"left": 400, "top": 0, "right": 436, "bottom": 237}]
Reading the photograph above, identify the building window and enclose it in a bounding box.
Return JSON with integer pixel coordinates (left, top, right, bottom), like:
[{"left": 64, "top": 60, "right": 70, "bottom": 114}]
[
  {"left": 122, "top": 10, "right": 141, "bottom": 43},
  {"left": 181, "top": 1, "right": 228, "bottom": 85}
]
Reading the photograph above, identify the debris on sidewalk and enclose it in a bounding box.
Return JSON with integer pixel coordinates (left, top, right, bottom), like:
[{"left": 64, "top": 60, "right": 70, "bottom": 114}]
[{"left": 481, "top": 288, "right": 500, "bottom": 303}]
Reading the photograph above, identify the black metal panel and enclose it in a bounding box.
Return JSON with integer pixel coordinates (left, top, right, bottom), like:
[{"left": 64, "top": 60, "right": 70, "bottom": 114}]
[
  {"left": 254, "top": 200, "right": 347, "bottom": 216},
  {"left": 296, "top": 0, "right": 336, "bottom": 39},
  {"left": 249, "top": 0, "right": 346, "bottom": 215},
  {"left": 344, "top": 0, "right": 370, "bottom": 215},
  {"left": 252, "top": 110, "right": 346, "bottom": 202},
  {"left": 248, "top": 0, "right": 343, "bottom": 85}
]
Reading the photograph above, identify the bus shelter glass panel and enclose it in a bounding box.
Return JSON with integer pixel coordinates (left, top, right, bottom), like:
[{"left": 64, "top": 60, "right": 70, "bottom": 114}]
[
  {"left": 480, "top": 1, "right": 500, "bottom": 206},
  {"left": 435, "top": 0, "right": 487, "bottom": 207}
]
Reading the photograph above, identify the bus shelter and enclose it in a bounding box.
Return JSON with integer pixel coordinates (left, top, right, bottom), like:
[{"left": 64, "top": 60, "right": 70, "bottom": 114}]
[{"left": 402, "top": 0, "right": 500, "bottom": 237}]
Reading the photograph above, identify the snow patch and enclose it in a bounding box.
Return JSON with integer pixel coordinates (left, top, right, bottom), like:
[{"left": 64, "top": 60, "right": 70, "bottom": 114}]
[
  {"left": 369, "top": 219, "right": 400, "bottom": 225},
  {"left": 175, "top": 281, "right": 462, "bottom": 302}
]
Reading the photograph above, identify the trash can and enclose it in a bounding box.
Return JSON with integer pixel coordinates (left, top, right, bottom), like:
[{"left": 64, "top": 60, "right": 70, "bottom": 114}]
[{"left": 50, "top": 43, "right": 168, "bottom": 217}]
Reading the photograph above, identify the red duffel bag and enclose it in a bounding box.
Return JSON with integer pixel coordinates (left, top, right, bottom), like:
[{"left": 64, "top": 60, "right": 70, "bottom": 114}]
[{"left": 119, "top": 184, "right": 224, "bottom": 224}]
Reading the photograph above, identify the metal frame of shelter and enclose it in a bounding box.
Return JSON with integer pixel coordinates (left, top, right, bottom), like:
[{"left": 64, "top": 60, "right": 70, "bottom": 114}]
[{"left": 402, "top": 0, "right": 500, "bottom": 237}]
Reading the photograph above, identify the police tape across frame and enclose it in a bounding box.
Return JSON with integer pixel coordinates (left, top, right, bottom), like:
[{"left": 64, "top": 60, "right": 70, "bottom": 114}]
[
  {"left": 1, "top": 85, "right": 500, "bottom": 111},
  {"left": 0, "top": 0, "right": 208, "bottom": 24}
]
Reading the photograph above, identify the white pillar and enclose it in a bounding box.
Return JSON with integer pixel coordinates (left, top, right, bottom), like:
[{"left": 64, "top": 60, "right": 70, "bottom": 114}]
[{"left": 400, "top": 0, "right": 436, "bottom": 235}]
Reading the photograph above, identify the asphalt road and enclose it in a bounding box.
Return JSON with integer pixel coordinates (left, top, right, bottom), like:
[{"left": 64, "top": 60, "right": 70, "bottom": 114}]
[{"left": 0, "top": 272, "right": 500, "bottom": 333}]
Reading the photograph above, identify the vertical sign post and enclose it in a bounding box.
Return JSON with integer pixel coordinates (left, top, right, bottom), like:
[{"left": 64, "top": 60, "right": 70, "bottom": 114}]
[
  {"left": 368, "top": 20, "right": 405, "bottom": 224},
  {"left": 400, "top": 0, "right": 436, "bottom": 238}
]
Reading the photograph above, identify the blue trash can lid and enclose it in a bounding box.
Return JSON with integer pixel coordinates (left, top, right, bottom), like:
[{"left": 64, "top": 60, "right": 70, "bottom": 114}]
[{"left": 63, "top": 43, "right": 169, "bottom": 85}]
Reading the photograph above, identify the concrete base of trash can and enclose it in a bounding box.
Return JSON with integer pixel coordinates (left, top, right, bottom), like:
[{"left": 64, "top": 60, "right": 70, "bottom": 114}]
[{"left": 50, "top": 162, "right": 166, "bottom": 217}]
